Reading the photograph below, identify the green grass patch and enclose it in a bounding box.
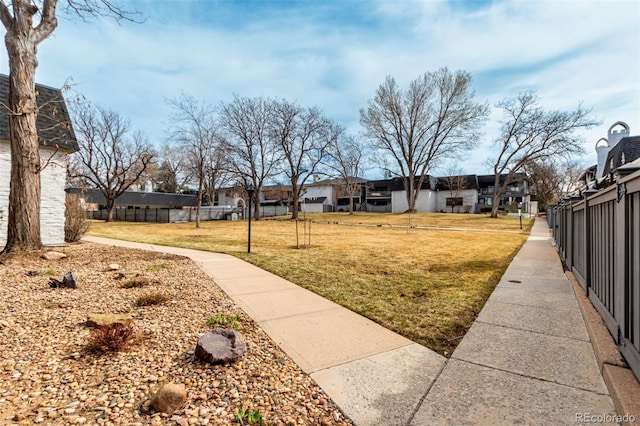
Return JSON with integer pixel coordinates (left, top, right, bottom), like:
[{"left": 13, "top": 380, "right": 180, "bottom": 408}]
[
  {"left": 146, "top": 263, "right": 168, "bottom": 271},
  {"left": 207, "top": 313, "right": 242, "bottom": 329},
  {"left": 89, "top": 212, "right": 532, "bottom": 355}
]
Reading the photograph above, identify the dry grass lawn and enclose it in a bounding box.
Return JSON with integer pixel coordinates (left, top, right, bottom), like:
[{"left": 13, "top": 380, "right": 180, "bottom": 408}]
[{"left": 89, "top": 212, "right": 533, "bottom": 355}]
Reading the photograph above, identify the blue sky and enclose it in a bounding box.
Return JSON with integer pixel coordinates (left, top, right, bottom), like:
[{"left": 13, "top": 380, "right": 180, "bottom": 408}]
[{"left": 3, "top": 0, "right": 638, "bottom": 176}]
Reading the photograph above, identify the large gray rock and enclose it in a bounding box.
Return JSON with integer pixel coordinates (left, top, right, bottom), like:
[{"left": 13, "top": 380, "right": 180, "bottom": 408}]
[{"left": 195, "top": 328, "right": 246, "bottom": 364}]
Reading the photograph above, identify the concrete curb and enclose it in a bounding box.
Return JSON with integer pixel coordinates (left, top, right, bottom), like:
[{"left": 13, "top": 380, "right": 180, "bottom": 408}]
[{"left": 566, "top": 271, "right": 640, "bottom": 425}]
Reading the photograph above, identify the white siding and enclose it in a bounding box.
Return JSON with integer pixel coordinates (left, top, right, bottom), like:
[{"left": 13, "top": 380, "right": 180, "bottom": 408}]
[
  {"left": 303, "top": 184, "right": 334, "bottom": 202},
  {"left": 300, "top": 202, "right": 325, "bottom": 213},
  {"left": 392, "top": 189, "right": 437, "bottom": 213},
  {"left": 40, "top": 148, "right": 67, "bottom": 246},
  {"left": 0, "top": 142, "right": 68, "bottom": 247},
  {"left": 0, "top": 142, "right": 9, "bottom": 246},
  {"left": 436, "top": 189, "right": 478, "bottom": 213}
]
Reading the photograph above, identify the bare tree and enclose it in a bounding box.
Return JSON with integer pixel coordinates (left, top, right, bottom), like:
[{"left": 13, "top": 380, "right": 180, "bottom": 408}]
[
  {"left": 152, "top": 142, "right": 191, "bottom": 193},
  {"left": 360, "top": 68, "right": 489, "bottom": 212},
  {"left": 166, "top": 93, "right": 223, "bottom": 228},
  {"left": 523, "top": 158, "right": 585, "bottom": 210},
  {"left": 0, "top": 0, "right": 139, "bottom": 252},
  {"left": 202, "top": 147, "right": 230, "bottom": 208},
  {"left": 71, "top": 104, "right": 155, "bottom": 221},
  {"left": 487, "top": 91, "right": 598, "bottom": 218},
  {"left": 270, "top": 99, "right": 339, "bottom": 219},
  {"left": 219, "top": 95, "right": 281, "bottom": 220},
  {"left": 440, "top": 167, "right": 468, "bottom": 213},
  {"left": 324, "top": 133, "right": 368, "bottom": 214}
]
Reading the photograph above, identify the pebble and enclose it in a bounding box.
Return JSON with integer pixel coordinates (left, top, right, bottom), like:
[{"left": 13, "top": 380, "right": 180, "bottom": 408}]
[{"left": 0, "top": 244, "right": 353, "bottom": 426}]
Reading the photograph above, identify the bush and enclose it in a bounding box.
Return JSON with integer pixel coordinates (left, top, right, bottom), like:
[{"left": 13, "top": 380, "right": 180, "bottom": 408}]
[
  {"left": 135, "top": 291, "right": 170, "bottom": 306},
  {"left": 65, "top": 194, "right": 90, "bottom": 242},
  {"left": 120, "top": 277, "right": 150, "bottom": 289},
  {"left": 480, "top": 206, "right": 493, "bottom": 213},
  {"left": 86, "top": 323, "right": 135, "bottom": 353}
]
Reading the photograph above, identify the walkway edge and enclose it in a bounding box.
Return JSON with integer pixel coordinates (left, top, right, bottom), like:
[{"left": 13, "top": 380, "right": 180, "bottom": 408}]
[{"left": 565, "top": 270, "right": 640, "bottom": 423}]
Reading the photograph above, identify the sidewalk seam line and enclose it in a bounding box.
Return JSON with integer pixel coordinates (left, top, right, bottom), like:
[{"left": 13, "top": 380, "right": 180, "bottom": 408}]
[
  {"left": 405, "top": 359, "right": 448, "bottom": 426},
  {"left": 472, "top": 320, "right": 592, "bottom": 343},
  {"left": 251, "top": 306, "right": 344, "bottom": 322},
  {"left": 484, "top": 298, "right": 580, "bottom": 312},
  {"left": 450, "top": 358, "right": 609, "bottom": 396}
]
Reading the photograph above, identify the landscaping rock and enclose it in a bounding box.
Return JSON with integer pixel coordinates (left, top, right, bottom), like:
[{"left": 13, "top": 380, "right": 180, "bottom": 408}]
[
  {"left": 195, "top": 328, "right": 246, "bottom": 364},
  {"left": 86, "top": 313, "right": 133, "bottom": 328},
  {"left": 42, "top": 251, "right": 67, "bottom": 260},
  {"left": 107, "top": 264, "right": 120, "bottom": 271},
  {"left": 48, "top": 272, "right": 77, "bottom": 289},
  {"left": 149, "top": 383, "right": 186, "bottom": 415}
]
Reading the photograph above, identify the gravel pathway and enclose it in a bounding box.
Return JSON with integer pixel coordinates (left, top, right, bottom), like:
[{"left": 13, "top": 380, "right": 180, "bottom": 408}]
[{"left": 0, "top": 242, "right": 353, "bottom": 426}]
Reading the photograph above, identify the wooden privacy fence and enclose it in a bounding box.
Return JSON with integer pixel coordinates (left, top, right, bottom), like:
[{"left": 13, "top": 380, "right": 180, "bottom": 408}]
[{"left": 549, "top": 168, "right": 640, "bottom": 381}]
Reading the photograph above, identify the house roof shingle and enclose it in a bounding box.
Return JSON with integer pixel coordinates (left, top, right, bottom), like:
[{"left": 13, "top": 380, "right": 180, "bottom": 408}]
[
  {"left": 602, "top": 136, "right": 640, "bottom": 176},
  {"left": 0, "top": 73, "right": 78, "bottom": 153}
]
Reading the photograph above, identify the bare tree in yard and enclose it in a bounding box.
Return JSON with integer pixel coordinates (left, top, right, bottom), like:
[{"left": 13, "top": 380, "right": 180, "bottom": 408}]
[
  {"left": 0, "top": 0, "right": 139, "bottom": 252},
  {"left": 153, "top": 143, "right": 191, "bottom": 194},
  {"left": 219, "top": 95, "right": 281, "bottom": 220},
  {"left": 71, "top": 104, "right": 155, "bottom": 222},
  {"left": 360, "top": 68, "right": 489, "bottom": 212},
  {"left": 441, "top": 167, "right": 468, "bottom": 213},
  {"left": 487, "top": 91, "right": 598, "bottom": 218},
  {"left": 523, "top": 158, "right": 585, "bottom": 210},
  {"left": 270, "top": 99, "right": 339, "bottom": 219},
  {"left": 166, "top": 93, "right": 223, "bottom": 228},
  {"left": 324, "top": 133, "right": 367, "bottom": 214},
  {"left": 202, "top": 147, "right": 230, "bottom": 209}
]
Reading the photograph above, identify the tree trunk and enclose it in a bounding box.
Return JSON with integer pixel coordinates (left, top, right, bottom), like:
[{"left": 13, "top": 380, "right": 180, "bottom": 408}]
[
  {"left": 348, "top": 187, "right": 354, "bottom": 215},
  {"left": 290, "top": 182, "right": 299, "bottom": 220},
  {"left": 406, "top": 174, "right": 417, "bottom": 212},
  {"left": 3, "top": 32, "right": 42, "bottom": 252},
  {"left": 490, "top": 175, "right": 502, "bottom": 218},
  {"left": 105, "top": 198, "right": 115, "bottom": 222},
  {"left": 195, "top": 178, "right": 203, "bottom": 228}
]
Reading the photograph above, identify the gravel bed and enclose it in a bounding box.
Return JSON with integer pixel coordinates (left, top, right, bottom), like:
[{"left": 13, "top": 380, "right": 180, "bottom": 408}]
[{"left": 0, "top": 242, "right": 353, "bottom": 426}]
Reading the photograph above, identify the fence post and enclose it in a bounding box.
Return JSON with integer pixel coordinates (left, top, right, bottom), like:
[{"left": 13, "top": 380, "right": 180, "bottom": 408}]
[
  {"left": 615, "top": 182, "right": 627, "bottom": 344},
  {"left": 583, "top": 189, "right": 598, "bottom": 297}
]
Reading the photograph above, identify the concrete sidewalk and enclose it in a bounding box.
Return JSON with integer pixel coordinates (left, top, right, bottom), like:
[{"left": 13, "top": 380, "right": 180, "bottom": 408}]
[
  {"left": 84, "top": 217, "right": 617, "bottom": 425},
  {"left": 411, "top": 218, "right": 617, "bottom": 425}
]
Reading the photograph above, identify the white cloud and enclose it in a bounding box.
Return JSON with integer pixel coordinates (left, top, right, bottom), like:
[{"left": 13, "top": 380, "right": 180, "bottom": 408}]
[{"left": 0, "top": 0, "right": 636, "bottom": 175}]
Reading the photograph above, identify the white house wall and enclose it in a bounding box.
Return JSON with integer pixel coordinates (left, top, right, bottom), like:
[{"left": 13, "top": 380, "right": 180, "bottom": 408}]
[
  {"left": 391, "top": 189, "right": 437, "bottom": 213},
  {"left": 304, "top": 184, "right": 334, "bottom": 203},
  {"left": 0, "top": 142, "right": 9, "bottom": 246},
  {"left": 300, "top": 203, "right": 325, "bottom": 213},
  {"left": 436, "top": 189, "right": 478, "bottom": 213},
  {"left": 0, "top": 143, "right": 67, "bottom": 247}
]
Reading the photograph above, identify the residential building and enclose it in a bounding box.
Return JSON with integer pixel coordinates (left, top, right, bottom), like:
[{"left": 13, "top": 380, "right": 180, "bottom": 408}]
[
  {"left": 298, "top": 174, "right": 531, "bottom": 214},
  {"left": 476, "top": 174, "right": 532, "bottom": 212},
  {"left": 0, "top": 74, "right": 78, "bottom": 246},
  {"left": 576, "top": 121, "right": 640, "bottom": 191}
]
